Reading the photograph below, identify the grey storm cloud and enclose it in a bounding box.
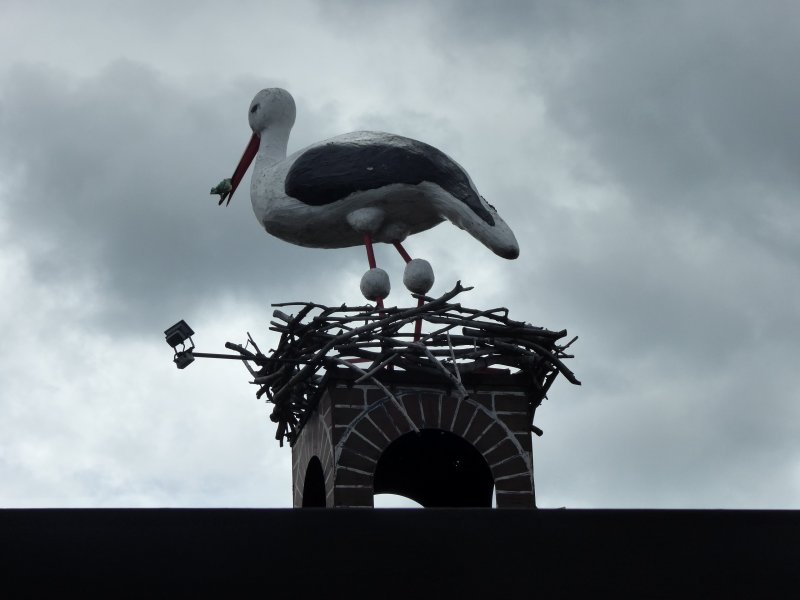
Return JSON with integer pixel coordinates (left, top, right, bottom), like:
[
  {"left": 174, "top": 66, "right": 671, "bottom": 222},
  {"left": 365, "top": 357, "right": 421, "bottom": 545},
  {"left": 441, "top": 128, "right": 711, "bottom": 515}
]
[
  {"left": 0, "top": 61, "right": 357, "bottom": 335},
  {"left": 386, "top": 0, "right": 800, "bottom": 506}
]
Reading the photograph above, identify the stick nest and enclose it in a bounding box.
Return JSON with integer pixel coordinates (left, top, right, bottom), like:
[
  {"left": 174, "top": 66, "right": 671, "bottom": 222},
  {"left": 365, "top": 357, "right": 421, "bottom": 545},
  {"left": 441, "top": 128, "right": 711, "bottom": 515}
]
[{"left": 225, "top": 282, "right": 580, "bottom": 446}]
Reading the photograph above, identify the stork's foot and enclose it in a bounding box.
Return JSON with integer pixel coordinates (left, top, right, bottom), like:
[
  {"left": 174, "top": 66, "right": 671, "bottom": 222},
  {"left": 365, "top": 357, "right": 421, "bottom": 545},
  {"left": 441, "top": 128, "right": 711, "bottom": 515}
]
[
  {"left": 360, "top": 268, "right": 391, "bottom": 302},
  {"left": 403, "top": 258, "right": 434, "bottom": 295}
]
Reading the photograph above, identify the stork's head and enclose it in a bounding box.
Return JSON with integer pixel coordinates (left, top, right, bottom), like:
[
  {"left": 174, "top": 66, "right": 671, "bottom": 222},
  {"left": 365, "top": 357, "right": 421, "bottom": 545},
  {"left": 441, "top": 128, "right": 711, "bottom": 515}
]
[
  {"left": 248, "top": 88, "right": 296, "bottom": 135},
  {"left": 217, "top": 88, "right": 296, "bottom": 206}
]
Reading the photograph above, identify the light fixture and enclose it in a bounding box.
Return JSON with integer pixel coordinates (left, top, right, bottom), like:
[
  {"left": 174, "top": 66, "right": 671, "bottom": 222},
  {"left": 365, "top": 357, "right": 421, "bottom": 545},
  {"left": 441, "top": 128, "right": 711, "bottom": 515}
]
[
  {"left": 165, "top": 319, "right": 282, "bottom": 370},
  {"left": 164, "top": 319, "right": 196, "bottom": 369},
  {"left": 164, "top": 320, "right": 195, "bottom": 349},
  {"left": 173, "top": 350, "right": 195, "bottom": 370}
]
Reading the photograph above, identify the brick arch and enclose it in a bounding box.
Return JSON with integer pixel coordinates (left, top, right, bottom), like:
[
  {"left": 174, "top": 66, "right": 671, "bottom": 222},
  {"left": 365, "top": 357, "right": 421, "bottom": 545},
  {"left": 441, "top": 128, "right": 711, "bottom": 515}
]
[{"left": 333, "top": 387, "right": 534, "bottom": 508}]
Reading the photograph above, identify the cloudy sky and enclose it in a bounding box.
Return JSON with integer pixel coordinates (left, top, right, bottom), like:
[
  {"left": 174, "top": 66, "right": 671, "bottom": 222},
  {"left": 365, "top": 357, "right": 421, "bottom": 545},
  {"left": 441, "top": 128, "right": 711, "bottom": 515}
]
[{"left": 1, "top": 0, "right": 798, "bottom": 509}]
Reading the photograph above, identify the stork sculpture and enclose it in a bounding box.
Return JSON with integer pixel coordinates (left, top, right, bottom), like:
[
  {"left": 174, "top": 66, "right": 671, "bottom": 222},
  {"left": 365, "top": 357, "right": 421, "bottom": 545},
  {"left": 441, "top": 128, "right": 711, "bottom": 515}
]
[{"left": 213, "top": 88, "right": 519, "bottom": 306}]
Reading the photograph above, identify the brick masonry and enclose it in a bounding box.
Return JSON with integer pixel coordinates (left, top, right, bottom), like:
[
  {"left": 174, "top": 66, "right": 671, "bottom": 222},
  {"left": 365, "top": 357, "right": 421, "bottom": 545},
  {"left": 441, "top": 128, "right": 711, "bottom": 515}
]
[{"left": 292, "top": 371, "right": 537, "bottom": 508}]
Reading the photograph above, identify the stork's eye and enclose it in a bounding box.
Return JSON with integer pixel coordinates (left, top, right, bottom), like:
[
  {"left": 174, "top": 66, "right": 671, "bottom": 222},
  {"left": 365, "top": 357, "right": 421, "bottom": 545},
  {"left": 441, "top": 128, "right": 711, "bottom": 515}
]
[{"left": 250, "top": 103, "right": 259, "bottom": 114}]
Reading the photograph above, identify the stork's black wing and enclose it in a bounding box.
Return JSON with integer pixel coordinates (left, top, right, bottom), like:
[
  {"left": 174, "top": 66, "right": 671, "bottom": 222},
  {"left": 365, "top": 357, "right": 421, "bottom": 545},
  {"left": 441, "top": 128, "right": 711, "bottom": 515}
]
[{"left": 284, "top": 134, "right": 494, "bottom": 226}]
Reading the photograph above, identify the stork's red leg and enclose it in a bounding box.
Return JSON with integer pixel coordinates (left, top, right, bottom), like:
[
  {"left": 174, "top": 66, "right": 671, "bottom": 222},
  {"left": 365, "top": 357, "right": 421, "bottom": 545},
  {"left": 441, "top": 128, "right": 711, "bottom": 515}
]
[
  {"left": 363, "top": 233, "right": 383, "bottom": 309},
  {"left": 412, "top": 301, "right": 424, "bottom": 341},
  {"left": 364, "top": 233, "right": 377, "bottom": 269},
  {"left": 393, "top": 241, "right": 412, "bottom": 264},
  {"left": 392, "top": 241, "right": 424, "bottom": 340}
]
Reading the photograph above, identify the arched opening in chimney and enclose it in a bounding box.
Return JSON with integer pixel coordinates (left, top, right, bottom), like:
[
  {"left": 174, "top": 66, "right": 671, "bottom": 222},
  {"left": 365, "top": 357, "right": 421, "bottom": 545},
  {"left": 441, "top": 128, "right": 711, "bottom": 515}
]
[
  {"left": 373, "top": 429, "right": 493, "bottom": 507},
  {"left": 301, "top": 456, "right": 326, "bottom": 507}
]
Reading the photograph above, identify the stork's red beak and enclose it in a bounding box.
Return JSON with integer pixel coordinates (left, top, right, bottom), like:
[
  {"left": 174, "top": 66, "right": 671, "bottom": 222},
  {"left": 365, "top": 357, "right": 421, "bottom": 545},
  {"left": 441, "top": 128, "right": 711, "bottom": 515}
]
[{"left": 219, "top": 133, "right": 260, "bottom": 206}]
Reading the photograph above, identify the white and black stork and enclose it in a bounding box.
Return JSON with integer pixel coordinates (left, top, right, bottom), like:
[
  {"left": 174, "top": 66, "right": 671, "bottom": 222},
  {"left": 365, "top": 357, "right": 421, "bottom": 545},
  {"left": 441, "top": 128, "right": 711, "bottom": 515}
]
[{"left": 217, "top": 88, "right": 519, "bottom": 305}]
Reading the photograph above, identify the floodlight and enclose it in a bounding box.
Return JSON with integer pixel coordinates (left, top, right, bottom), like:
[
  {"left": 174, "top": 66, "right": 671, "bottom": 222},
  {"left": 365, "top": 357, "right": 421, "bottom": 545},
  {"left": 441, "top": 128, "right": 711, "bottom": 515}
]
[
  {"left": 164, "top": 320, "right": 195, "bottom": 349},
  {"left": 165, "top": 319, "right": 197, "bottom": 370},
  {"left": 174, "top": 351, "right": 196, "bottom": 370}
]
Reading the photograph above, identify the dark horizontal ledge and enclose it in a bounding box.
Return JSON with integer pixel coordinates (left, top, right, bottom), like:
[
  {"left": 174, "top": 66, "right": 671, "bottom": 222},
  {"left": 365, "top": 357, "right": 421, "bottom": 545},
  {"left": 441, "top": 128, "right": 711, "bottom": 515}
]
[{"left": 2, "top": 508, "right": 798, "bottom": 597}]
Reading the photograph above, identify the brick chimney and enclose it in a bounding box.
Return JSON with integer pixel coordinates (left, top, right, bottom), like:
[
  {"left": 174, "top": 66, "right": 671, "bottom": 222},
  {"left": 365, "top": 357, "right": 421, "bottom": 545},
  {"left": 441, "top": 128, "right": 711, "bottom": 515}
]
[{"left": 292, "top": 368, "right": 536, "bottom": 508}]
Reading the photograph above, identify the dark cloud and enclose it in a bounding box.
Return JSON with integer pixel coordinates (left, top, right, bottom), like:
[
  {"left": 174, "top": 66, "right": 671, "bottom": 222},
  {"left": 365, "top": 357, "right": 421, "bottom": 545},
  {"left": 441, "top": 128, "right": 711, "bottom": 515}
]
[
  {"left": 543, "top": 3, "right": 800, "bottom": 204},
  {"left": 393, "top": 0, "right": 800, "bottom": 507},
  {"left": 0, "top": 61, "right": 357, "bottom": 336}
]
